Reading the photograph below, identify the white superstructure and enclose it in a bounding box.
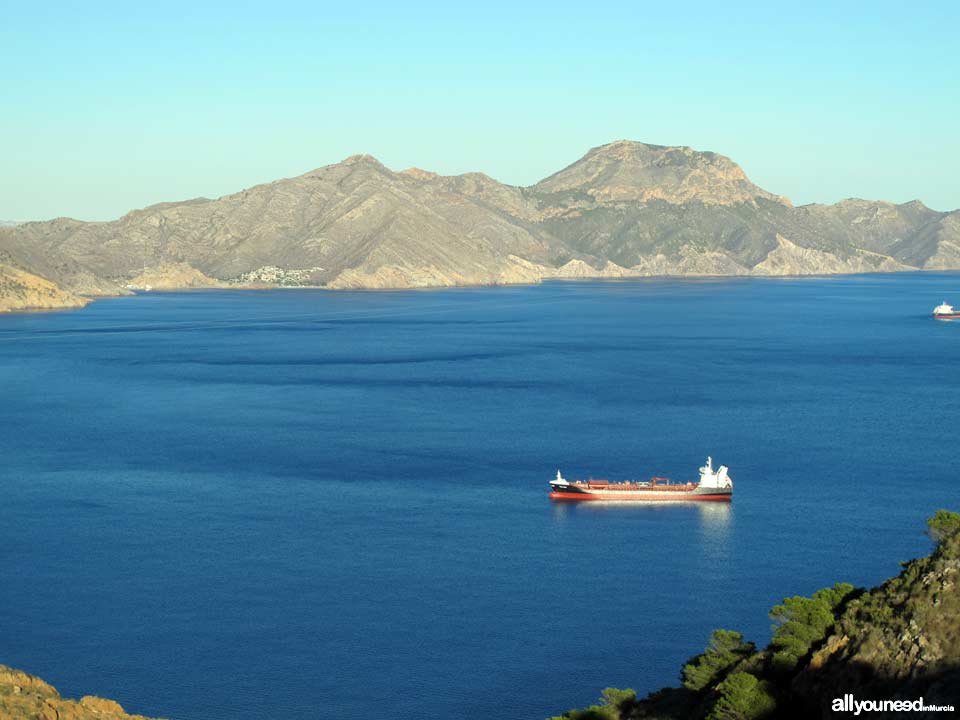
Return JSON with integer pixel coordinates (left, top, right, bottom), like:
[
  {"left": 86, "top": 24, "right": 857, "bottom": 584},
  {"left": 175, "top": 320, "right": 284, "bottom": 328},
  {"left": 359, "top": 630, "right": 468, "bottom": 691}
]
[
  {"left": 934, "top": 302, "right": 955, "bottom": 316},
  {"left": 697, "top": 456, "right": 733, "bottom": 490}
]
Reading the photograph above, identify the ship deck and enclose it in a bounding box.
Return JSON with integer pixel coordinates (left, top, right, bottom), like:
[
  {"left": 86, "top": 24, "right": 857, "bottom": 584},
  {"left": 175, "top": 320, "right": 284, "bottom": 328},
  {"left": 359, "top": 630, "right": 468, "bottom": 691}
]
[{"left": 568, "top": 481, "right": 698, "bottom": 492}]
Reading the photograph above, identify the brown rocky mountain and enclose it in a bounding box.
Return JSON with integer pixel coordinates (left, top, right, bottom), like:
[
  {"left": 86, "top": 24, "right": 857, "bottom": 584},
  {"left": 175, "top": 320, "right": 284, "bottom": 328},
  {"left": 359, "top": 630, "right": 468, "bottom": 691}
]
[{"left": 1, "top": 140, "right": 957, "bottom": 311}]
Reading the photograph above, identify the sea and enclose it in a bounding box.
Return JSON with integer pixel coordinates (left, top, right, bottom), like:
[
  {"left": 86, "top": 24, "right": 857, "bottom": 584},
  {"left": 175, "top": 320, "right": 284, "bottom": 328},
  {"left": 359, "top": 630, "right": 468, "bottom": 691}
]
[{"left": 1, "top": 273, "right": 958, "bottom": 720}]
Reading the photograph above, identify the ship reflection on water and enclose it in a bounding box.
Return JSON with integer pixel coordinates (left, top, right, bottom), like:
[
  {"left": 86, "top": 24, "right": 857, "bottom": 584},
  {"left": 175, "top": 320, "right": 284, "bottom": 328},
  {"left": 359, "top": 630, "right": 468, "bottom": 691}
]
[
  {"left": 695, "top": 502, "right": 733, "bottom": 561},
  {"left": 551, "top": 498, "right": 732, "bottom": 526},
  {"left": 550, "top": 500, "right": 734, "bottom": 562}
]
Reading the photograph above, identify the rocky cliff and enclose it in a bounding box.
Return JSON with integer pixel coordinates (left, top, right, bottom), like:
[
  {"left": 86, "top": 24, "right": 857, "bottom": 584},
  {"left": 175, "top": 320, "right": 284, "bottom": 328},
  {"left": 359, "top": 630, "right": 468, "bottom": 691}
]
[
  {"left": 552, "top": 511, "right": 960, "bottom": 720},
  {"left": 0, "top": 259, "right": 89, "bottom": 312},
  {"left": 793, "top": 513, "right": 960, "bottom": 717},
  {"left": 1, "top": 141, "right": 958, "bottom": 311},
  {"left": 0, "top": 666, "right": 161, "bottom": 720}
]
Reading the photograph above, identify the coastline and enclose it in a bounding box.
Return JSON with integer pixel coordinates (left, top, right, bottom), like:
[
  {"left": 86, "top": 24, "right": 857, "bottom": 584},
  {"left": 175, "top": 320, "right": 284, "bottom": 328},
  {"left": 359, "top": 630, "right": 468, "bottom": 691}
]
[{"left": 3, "top": 266, "right": 958, "bottom": 316}]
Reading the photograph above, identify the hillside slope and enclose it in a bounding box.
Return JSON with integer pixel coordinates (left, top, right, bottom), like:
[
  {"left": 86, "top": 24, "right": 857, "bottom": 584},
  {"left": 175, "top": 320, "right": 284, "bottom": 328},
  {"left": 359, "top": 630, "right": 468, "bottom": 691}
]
[{"left": 0, "top": 259, "right": 89, "bottom": 312}]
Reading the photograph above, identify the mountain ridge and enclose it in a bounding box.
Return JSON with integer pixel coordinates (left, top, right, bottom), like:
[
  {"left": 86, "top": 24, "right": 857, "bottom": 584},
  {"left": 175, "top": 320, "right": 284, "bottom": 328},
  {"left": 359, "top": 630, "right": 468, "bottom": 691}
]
[{"left": 1, "top": 140, "right": 958, "bottom": 311}]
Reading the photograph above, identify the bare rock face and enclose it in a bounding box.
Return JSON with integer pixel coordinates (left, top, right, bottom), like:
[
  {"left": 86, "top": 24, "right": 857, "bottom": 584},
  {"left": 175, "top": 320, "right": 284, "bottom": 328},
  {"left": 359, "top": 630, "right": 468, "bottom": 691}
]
[
  {"left": 751, "top": 235, "right": 912, "bottom": 276},
  {"left": 0, "top": 665, "right": 162, "bottom": 719},
  {"left": 0, "top": 262, "right": 89, "bottom": 312},
  {"left": 922, "top": 216, "right": 960, "bottom": 269},
  {"left": 552, "top": 259, "right": 609, "bottom": 278},
  {"left": 1, "top": 140, "right": 958, "bottom": 308}
]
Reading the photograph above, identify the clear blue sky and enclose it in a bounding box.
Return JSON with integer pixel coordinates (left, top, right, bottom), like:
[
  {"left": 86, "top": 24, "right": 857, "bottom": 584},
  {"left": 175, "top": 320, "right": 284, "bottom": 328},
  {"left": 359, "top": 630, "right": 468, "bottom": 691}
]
[{"left": 2, "top": 0, "right": 957, "bottom": 220}]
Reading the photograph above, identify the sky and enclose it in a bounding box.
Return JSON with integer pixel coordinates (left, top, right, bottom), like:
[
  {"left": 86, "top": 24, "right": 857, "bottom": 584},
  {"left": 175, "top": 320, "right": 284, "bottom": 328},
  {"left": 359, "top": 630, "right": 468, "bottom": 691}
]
[{"left": 2, "top": 0, "right": 958, "bottom": 220}]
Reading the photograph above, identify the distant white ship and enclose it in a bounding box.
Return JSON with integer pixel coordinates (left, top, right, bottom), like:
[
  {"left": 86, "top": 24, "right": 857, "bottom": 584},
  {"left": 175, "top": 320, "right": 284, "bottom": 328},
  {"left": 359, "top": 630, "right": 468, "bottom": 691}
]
[{"left": 933, "top": 302, "right": 960, "bottom": 320}]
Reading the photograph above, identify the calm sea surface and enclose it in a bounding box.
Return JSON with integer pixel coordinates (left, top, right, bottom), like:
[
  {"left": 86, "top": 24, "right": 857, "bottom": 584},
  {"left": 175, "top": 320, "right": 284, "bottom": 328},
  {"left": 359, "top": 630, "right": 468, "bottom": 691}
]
[{"left": 2, "top": 275, "right": 959, "bottom": 719}]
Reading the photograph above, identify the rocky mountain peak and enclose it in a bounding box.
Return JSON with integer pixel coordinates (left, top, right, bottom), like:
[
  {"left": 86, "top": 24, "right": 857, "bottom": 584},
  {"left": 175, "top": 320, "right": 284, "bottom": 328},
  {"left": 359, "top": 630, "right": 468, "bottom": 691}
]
[
  {"left": 295, "top": 153, "right": 396, "bottom": 189},
  {"left": 533, "top": 139, "right": 790, "bottom": 207},
  {"left": 341, "top": 153, "right": 385, "bottom": 167}
]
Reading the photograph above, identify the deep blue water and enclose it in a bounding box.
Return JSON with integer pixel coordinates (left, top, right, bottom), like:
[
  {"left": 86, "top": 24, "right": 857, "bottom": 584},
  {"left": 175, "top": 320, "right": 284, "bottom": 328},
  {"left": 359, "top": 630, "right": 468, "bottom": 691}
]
[{"left": 1, "top": 275, "right": 959, "bottom": 720}]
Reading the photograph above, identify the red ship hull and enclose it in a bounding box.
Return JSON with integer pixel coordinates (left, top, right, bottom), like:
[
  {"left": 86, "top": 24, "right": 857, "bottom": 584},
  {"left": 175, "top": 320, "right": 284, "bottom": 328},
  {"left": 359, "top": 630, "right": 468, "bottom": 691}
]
[
  {"left": 549, "top": 490, "right": 731, "bottom": 502},
  {"left": 934, "top": 314, "right": 960, "bottom": 320}
]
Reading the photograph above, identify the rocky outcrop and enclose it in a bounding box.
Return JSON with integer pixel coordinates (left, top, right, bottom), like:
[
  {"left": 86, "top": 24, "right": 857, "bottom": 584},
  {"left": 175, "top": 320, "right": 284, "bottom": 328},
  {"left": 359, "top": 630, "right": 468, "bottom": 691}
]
[
  {"left": 0, "top": 665, "right": 162, "bottom": 719},
  {"left": 793, "top": 520, "right": 960, "bottom": 716},
  {"left": 1, "top": 140, "right": 958, "bottom": 308},
  {"left": 921, "top": 217, "right": 960, "bottom": 269},
  {"left": 751, "top": 235, "right": 911, "bottom": 276},
  {"left": 0, "top": 262, "right": 89, "bottom": 313}
]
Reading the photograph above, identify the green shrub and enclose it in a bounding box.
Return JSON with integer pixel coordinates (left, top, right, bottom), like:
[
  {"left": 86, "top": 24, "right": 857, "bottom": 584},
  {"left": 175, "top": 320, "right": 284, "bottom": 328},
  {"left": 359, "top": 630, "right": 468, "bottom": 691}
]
[
  {"left": 927, "top": 509, "right": 960, "bottom": 545},
  {"left": 682, "top": 629, "right": 756, "bottom": 691},
  {"left": 548, "top": 709, "right": 614, "bottom": 720},
  {"left": 707, "top": 672, "right": 777, "bottom": 720},
  {"left": 548, "top": 688, "right": 636, "bottom": 720},
  {"left": 598, "top": 687, "right": 636, "bottom": 713},
  {"left": 769, "top": 582, "right": 855, "bottom": 672}
]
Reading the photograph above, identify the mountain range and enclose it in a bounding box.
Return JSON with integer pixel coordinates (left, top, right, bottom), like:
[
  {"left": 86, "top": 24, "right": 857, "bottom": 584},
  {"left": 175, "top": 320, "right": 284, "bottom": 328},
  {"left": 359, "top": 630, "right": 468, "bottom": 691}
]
[{"left": 2, "top": 140, "right": 958, "bottom": 311}]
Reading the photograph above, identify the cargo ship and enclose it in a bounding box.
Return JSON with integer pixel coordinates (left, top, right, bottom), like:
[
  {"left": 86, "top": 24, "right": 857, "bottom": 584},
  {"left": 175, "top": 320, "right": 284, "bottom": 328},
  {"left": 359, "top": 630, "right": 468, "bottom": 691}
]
[
  {"left": 933, "top": 302, "right": 960, "bottom": 320},
  {"left": 549, "top": 456, "right": 733, "bottom": 502}
]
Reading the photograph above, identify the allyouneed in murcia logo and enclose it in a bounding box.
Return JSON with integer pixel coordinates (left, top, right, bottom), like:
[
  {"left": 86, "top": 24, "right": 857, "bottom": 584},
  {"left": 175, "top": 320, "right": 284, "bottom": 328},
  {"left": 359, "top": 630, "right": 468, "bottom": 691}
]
[{"left": 833, "top": 695, "right": 955, "bottom": 714}]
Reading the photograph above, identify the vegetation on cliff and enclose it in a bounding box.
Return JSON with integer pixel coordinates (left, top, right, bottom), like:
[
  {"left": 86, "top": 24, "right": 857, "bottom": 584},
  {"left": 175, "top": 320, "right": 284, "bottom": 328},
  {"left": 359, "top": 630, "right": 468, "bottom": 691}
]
[{"left": 551, "top": 510, "right": 960, "bottom": 720}]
